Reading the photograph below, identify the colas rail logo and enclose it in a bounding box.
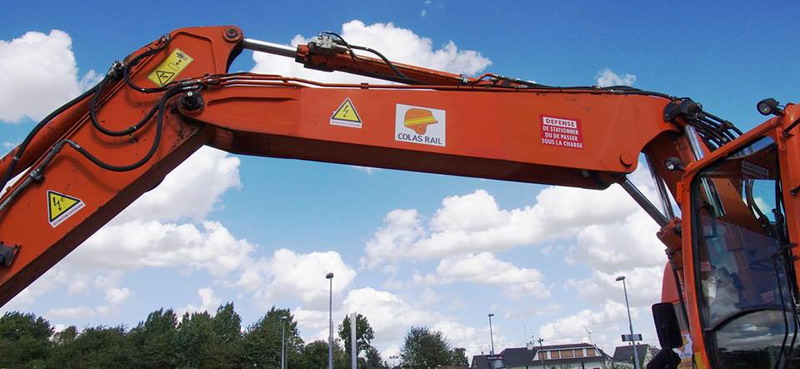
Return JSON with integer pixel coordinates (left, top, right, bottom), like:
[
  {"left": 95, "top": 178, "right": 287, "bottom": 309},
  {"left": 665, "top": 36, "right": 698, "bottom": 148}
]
[{"left": 395, "top": 104, "right": 446, "bottom": 147}]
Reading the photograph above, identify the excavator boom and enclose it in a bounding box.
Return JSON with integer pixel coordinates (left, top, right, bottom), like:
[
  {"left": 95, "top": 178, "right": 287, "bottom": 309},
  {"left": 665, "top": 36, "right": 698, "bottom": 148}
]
[{"left": 0, "top": 26, "right": 796, "bottom": 369}]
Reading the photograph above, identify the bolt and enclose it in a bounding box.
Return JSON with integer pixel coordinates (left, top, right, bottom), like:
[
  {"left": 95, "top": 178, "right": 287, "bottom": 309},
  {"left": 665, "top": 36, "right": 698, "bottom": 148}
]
[{"left": 225, "top": 28, "right": 239, "bottom": 39}]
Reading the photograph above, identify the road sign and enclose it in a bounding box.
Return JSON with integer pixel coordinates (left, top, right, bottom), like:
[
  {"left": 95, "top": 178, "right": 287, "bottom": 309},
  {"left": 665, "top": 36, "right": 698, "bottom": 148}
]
[
  {"left": 622, "top": 333, "right": 643, "bottom": 342},
  {"left": 486, "top": 355, "right": 504, "bottom": 361}
]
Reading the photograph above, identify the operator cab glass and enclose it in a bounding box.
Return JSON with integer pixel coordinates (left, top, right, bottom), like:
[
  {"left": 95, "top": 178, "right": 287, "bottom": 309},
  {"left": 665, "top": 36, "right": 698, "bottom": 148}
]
[{"left": 691, "top": 136, "right": 797, "bottom": 368}]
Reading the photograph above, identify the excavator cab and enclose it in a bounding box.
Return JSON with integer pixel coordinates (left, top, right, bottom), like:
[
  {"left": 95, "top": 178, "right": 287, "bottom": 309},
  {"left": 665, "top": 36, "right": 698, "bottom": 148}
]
[{"left": 669, "top": 130, "right": 799, "bottom": 368}]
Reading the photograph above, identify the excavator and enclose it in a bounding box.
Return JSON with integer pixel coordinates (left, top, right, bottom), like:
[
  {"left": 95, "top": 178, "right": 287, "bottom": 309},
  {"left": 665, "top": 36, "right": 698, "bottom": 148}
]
[{"left": 0, "top": 26, "right": 797, "bottom": 368}]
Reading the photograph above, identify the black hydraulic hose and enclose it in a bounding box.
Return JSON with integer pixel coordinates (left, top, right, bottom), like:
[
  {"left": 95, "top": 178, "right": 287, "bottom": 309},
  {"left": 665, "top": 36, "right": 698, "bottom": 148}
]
[
  {"left": 0, "top": 83, "right": 101, "bottom": 193},
  {"left": 89, "top": 73, "right": 160, "bottom": 137},
  {"left": 121, "top": 35, "right": 172, "bottom": 93},
  {"left": 66, "top": 84, "right": 186, "bottom": 172}
]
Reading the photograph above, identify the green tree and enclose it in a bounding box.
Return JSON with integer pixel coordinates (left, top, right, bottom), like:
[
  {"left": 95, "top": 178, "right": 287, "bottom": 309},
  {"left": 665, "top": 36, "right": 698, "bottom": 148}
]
[
  {"left": 0, "top": 311, "right": 53, "bottom": 367},
  {"left": 302, "top": 340, "right": 330, "bottom": 369},
  {"left": 206, "top": 302, "right": 246, "bottom": 366},
  {"left": 128, "top": 308, "right": 180, "bottom": 367},
  {"left": 243, "top": 306, "right": 304, "bottom": 368},
  {"left": 49, "top": 325, "right": 134, "bottom": 368},
  {"left": 400, "top": 326, "right": 453, "bottom": 369},
  {"left": 365, "top": 346, "right": 389, "bottom": 369},
  {"left": 338, "top": 313, "right": 375, "bottom": 368},
  {"left": 300, "top": 339, "right": 349, "bottom": 369},
  {"left": 449, "top": 347, "right": 468, "bottom": 366},
  {"left": 175, "top": 310, "right": 213, "bottom": 367}
]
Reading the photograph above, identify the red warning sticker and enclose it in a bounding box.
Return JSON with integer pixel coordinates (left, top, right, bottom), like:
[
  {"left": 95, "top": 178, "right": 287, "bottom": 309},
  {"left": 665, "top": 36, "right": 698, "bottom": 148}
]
[{"left": 540, "top": 115, "right": 584, "bottom": 149}]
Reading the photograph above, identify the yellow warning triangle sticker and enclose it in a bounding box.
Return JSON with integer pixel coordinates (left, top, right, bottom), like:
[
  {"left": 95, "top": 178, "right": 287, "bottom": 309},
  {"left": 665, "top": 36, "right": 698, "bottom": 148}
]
[
  {"left": 47, "top": 190, "right": 85, "bottom": 227},
  {"left": 330, "top": 98, "right": 362, "bottom": 128}
]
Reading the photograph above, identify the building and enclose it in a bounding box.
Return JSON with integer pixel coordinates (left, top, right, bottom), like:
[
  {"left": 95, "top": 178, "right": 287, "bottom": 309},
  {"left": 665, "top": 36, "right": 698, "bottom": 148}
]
[
  {"left": 610, "top": 344, "right": 658, "bottom": 368},
  {"left": 472, "top": 342, "right": 610, "bottom": 369}
]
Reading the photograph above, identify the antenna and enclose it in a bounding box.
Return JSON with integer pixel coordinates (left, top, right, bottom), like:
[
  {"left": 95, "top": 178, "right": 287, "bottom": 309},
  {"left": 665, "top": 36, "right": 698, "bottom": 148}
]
[{"left": 581, "top": 325, "right": 593, "bottom": 344}]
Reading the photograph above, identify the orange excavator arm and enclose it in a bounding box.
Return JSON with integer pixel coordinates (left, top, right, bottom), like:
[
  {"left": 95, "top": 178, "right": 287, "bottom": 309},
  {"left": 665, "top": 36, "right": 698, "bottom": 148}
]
[{"left": 0, "top": 25, "right": 736, "bottom": 307}]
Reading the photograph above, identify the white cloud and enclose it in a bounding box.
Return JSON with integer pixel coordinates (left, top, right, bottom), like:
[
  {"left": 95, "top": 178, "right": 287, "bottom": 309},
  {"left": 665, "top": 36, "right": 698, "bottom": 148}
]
[
  {"left": 343, "top": 287, "right": 432, "bottom": 340},
  {"left": 251, "top": 20, "right": 491, "bottom": 84},
  {"left": 415, "top": 252, "right": 549, "bottom": 298},
  {"left": 113, "top": 147, "right": 241, "bottom": 223},
  {"left": 538, "top": 299, "right": 628, "bottom": 344},
  {"left": 46, "top": 306, "right": 94, "bottom": 319},
  {"left": 595, "top": 68, "right": 636, "bottom": 87},
  {"left": 0, "top": 30, "right": 99, "bottom": 123},
  {"left": 230, "top": 249, "right": 357, "bottom": 312},
  {"left": 361, "top": 184, "right": 645, "bottom": 268},
  {"left": 178, "top": 288, "right": 222, "bottom": 318},
  {"left": 75, "top": 220, "right": 255, "bottom": 277}
]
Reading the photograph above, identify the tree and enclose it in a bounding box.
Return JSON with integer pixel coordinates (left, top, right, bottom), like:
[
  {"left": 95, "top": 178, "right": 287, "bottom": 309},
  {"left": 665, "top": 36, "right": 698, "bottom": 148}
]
[
  {"left": 449, "top": 347, "right": 468, "bottom": 366},
  {"left": 243, "top": 306, "right": 304, "bottom": 368},
  {"left": 128, "top": 308, "right": 180, "bottom": 367},
  {"left": 338, "top": 313, "right": 376, "bottom": 368},
  {"left": 400, "top": 326, "right": 453, "bottom": 369},
  {"left": 175, "top": 310, "right": 213, "bottom": 367},
  {"left": 365, "top": 346, "right": 389, "bottom": 369},
  {"left": 49, "top": 325, "right": 134, "bottom": 368},
  {"left": 301, "top": 340, "right": 330, "bottom": 369},
  {"left": 205, "top": 302, "right": 246, "bottom": 366},
  {"left": 300, "top": 339, "right": 350, "bottom": 369},
  {"left": 0, "top": 311, "right": 53, "bottom": 367}
]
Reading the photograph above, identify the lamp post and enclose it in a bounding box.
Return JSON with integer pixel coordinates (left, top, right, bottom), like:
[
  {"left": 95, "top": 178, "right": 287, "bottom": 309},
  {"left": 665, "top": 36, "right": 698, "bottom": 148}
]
[
  {"left": 616, "top": 275, "right": 641, "bottom": 369},
  {"left": 326, "top": 272, "right": 335, "bottom": 369},
  {"left": 488, "top": 313, "right": 495, "bottom": 355},
  {"left": 280, "top": 316, "right": 287, "bottom": 369}
]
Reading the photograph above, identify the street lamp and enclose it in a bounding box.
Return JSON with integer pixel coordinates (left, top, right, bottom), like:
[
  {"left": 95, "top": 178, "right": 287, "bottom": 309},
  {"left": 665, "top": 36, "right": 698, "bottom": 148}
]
[
  {"left": 616, "top": 275, "right": 641, "bottom": 369},
  {"left": 280, "top": 316, "right": 287, "bottom": 369},
  {"left": 326, "top": 272, "right": 335, "bottom": 369},
  {"left": 488, "top": 313, "right": 495, "bottom": 355}
]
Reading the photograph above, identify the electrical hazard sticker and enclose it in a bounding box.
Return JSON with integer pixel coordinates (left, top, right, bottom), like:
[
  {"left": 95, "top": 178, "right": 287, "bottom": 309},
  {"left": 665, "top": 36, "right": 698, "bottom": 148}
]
[
  {"left": 47, "top": 190, "right": 85, "bottom": 228},
  {"left": 147, "top": 48, "right": 194, "bottom": 87},
  {"left": 330, "top": 98, "right": 362, "bottom": 128},
  {"left": 395, "top": 104, "right": 446, "bottom": 147},
  {"left": 540, "top": 115, "right": 584, "bottom": 149}
]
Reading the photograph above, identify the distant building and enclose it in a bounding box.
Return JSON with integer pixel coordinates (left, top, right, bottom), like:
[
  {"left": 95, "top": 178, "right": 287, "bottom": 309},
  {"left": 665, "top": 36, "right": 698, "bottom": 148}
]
[
  {"left": 611, "top": 344, "right": 658, "bottom": 368},
  {"left": 471, "top": 342, "right": 610, "bottom": 369}
]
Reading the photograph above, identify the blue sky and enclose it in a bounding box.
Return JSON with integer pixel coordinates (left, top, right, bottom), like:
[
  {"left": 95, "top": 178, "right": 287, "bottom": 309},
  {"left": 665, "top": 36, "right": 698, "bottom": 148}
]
[{"left": 2, "top": 0, "right": 799, "bottom": 361}]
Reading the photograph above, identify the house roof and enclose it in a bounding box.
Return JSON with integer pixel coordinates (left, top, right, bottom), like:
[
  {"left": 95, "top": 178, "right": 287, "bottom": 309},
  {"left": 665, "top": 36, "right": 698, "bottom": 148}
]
[
  {"left": 471, "top": 344, "right": 612, "bottom": 369},
  {"left": 613, "top": 344, "right": 652, "bottom": 363}
]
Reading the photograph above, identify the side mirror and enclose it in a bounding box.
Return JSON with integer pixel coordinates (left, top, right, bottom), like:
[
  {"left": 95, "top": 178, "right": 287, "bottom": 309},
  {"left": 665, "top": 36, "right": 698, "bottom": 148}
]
[{"left": 652, "top": 302, "right": 683, "bottom": 349}]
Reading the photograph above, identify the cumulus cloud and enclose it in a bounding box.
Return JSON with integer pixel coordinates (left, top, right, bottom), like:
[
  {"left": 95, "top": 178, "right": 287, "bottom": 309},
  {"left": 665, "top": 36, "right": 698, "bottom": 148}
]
[
  {"left": 415, "top": 252, "right": 549, "bottom": 298},
  {"left": 0, "top": 30, "right": 99, "bottom": 123},
  {"left": 249, "top": 249, "right": 357, "bottom": 309},
  {"left": 113, "top": 147, "right": 241, "bottom": 223},
  {"left": 538, "top": 299, "right": 629, "bottom": 344},
  {"left": 361, "top": 182, "right": 649, "bottom": 269},
  {"left": 595, "top": 68, "right": 636, "bottom": 87},
  {"left": 75, "top": 220, "right": 255, "bottom": 277},
  {"left": 251, "top": 20, "right": 491, "bottom": 84},
  {"left": 178, "top": 288, "right": 223, "bottom": 317}
]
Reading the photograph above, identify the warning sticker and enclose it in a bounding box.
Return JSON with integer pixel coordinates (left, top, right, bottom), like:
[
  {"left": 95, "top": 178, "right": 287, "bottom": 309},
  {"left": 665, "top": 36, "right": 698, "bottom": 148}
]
[
  {"left": 330, "top": 98, "right": 362, "bottom": 128},
  {"left": 395, "top": 104, "right": 446, "bottom": 147},
  {"left": 147, "top": 48, "right": 194, "bottom": 87},
  {"left": 540, "top": 115, "right": 584, "bottom": 149},
  {"left": 47, "top": 190, "right": 85, "bottom": 228}
]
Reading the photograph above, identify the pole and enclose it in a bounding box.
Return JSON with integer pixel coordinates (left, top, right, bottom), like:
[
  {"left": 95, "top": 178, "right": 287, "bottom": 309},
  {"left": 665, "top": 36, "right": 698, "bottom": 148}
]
[
  {"left": 488, "top": 313, "right": 495, "bottom": 355},
  {"left": 281, "top": 316, "right": 286, "bottom": 369},
  {"left": 618, "top": 276, "right": 641, "bottom": 369},
  {"left": 327, "top": 272, "right": 335, "bottom": 369},
  {"left": 351, "top": 312, "right": 357, "bottom": 369},
  {"left": 537, "top": 338, "right": 545, "bottom": 369}
]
